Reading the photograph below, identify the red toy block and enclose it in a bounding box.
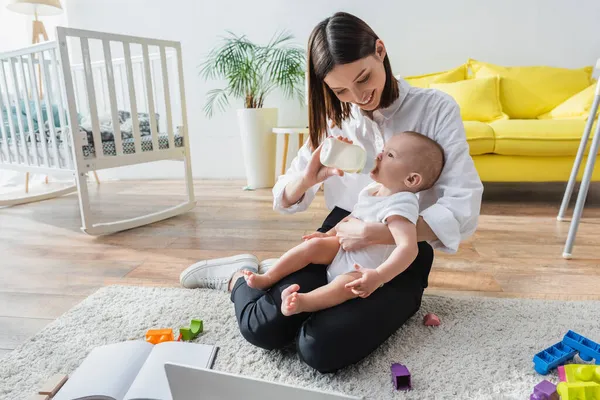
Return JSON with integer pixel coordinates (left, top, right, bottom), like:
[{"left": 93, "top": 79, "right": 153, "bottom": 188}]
[{"left": 423, "top": 313, "right": 440, "bottom": 326}]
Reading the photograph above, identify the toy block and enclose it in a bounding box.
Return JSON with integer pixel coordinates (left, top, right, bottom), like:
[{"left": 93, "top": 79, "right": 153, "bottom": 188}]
[
  {"left": 559, "top": 366, "right": 567, "bottom": 382},
  {"left": 533, "top": 341, "right": 577, "bottom": 375},
  {"left": 38, "top": 373, "right": 68, "bottom": 396},
  {"left": 391, "top": 363, "right": 411, "bottom": 390},
  {"left": 145, "top": 328, "right": 174, "bottom": 345},
  {"left": 180, "top": 319, "right": 203, "bottom": 341},
  {"left": 29, "top": 395, "right": 49, "bottom": 400},
  {"left": 423, "top": 313, "right": 440, "bottom": 326},
  {"left": 556, "top": 381, "right": 600, "bottom": 400},
  {"left": 530, "top": 380, "right": 558, "bottom": 400},
  {"left": 559, "top": 364, "right": 600, "bottom": 384},
  {"left": 562, "top": 331, "right": 600, "bottom": 363}
]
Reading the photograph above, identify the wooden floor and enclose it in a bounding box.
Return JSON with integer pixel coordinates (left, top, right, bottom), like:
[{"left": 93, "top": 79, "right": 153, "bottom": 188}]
[{"left": 1, "top": 179, "right": 600, "bottom": 357}]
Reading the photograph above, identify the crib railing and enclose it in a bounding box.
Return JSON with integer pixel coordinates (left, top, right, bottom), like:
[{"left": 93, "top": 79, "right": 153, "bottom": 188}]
[
  {"left": 0, "top": 27, "right": 196, "bottom": 235},
  {"left": 0, "top": 41, "right": 73, "bottom": 174},
  {"left": 57, "top": 27, "right": 189, "bottom": 171},
  {"left": 70, "top": 50, "right": 177, "bottom": 134}
]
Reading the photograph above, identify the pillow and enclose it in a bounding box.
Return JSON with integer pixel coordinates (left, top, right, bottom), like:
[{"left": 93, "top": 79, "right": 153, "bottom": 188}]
[
  {"left": 468, "top": 59, "right": 593, "bottom": 119},
  {"left": 538, "top": 82, "right": 598, "bottom": 120},
  {"left": 430, "top": 76, "right": 508, "bottom": 122},
  {"left": 403, "top": 64, "right": 467, "bottom": 88}
]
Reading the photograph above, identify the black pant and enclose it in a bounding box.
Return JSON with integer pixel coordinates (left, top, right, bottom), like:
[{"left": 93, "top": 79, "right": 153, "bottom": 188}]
[{"left": 230, "top": 207, "right": 434, "bottom": 373}]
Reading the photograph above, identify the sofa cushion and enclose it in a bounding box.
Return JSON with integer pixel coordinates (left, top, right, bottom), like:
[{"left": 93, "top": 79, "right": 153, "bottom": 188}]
[
  {"left": 403, "top": 64, "right": 467, "bottom": 88},
  {"left": 538, "top": 82, "right": 598, "bottom": 120},
  {"left": 489, "top": 119, "right": 598, "bottom": 156},
  {"left": 431, "top": 77, "right": 508, "bottom": 123},
  {"left": 469, "top": 59, "right": 593, "bottom": 119},
  {"left": 464, "top": 121, "right": 495, "bottom": 155}
]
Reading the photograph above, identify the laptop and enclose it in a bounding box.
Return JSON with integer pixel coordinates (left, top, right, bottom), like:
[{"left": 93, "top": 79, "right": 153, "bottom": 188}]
[{"left": 165, "top": 362, "right": 362, "bottom": 400}]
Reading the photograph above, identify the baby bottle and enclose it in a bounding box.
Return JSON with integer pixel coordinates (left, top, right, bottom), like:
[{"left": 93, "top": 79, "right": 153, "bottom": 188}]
[{"left": 319, "top": 137, "right": 374, "bottom": 173}]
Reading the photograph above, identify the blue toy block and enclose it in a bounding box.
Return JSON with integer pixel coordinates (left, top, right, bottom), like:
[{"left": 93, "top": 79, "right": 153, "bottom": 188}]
[
  {"left": 562, "top": 331, "right": 600, "bottom": 364},
  {"left": 533, "top": 341, "right": 577, "bottom": 375}
]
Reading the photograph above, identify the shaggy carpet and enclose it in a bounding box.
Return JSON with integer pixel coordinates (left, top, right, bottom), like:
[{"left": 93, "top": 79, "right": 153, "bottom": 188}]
[{"left": 1, "top": 286, "right": 599, "bottom": 399}]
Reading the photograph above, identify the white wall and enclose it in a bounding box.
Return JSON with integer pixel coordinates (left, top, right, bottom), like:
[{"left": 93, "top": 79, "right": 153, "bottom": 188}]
[{"left": 4, "top": 0, "right": 600, "bottom": 181}]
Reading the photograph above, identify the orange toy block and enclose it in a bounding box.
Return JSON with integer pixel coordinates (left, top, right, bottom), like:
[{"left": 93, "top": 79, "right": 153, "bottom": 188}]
[
  {"left": 145, "top": 328, "right": 175, "bottom": 344},
  {"left": 38, "top": 374, "right": 68, "bottom": 396}
]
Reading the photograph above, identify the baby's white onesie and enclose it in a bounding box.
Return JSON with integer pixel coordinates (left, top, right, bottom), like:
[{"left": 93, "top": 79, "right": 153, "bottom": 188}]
[{"left": 326, "top": 182, "right": 419, "bottom": 283}]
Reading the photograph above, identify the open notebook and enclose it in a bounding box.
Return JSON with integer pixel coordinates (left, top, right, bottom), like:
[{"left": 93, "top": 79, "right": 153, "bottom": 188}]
[{"left": 53, "top": 340, "right": 218, "bottom": 400}]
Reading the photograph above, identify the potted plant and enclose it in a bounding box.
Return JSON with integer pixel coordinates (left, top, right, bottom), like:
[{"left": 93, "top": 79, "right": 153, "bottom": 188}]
[{"left": 201, "top": 31, "right": 306, "bottom": 189}]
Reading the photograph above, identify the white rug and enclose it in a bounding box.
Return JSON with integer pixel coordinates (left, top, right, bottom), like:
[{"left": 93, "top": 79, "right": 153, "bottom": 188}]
[{"left": 1, "top": 286, "right": 599, "bottom": 400}]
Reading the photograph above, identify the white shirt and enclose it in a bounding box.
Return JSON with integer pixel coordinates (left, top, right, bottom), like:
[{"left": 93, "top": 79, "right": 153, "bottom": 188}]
[
  {"left": 272, "top": 78, "right": 483, "bottom": 253},
  {"left": 327, "top": 183, "right": 419, "bottom": 282}
]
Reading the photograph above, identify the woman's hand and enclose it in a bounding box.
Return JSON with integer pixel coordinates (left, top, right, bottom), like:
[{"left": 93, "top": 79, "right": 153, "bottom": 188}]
[
  {"left": 335, "top": 217, "right": 371, "bottom": 251},
  {"left": 345, "top": 264, "right": 384, "bottom": 298},
  {"left": 302, "top": 232, "right": 330, "bottom": 241},
  {"left": 301, "top": 136, "right": 353, "bottom": 188}
]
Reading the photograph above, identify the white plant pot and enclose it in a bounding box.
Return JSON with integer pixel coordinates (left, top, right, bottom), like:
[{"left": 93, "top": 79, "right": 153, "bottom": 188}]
[{"left": 236, "top": 108, "right": 278, "bottom": 189}]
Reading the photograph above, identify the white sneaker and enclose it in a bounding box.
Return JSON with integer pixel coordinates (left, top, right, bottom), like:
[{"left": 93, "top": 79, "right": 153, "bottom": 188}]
[
  {"left": 258, "top": 258, "right": 279, "bottom": 274},
  {"left": 179, "top": 254, "right": 258, "bottom": 291}
]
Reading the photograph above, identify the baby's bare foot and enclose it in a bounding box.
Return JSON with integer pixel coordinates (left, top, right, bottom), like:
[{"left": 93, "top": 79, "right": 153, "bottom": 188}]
[
  {"left": 242, "top": 270, "right": 272, "bottom": 290},
  {"left": 281, "top": 284, "right": 303, "bottom": 316}
]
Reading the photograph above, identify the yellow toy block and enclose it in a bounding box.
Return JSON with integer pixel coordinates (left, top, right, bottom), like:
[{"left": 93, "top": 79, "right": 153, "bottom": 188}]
[
  {"left": 145, "top": 328, "right": 174, "bottom": 344},
  {"left": 557, "top": 381, "right": 600, "bottom": 400},
  {"left": 560, "top": 364, "right": 600, "bottom": 384}
]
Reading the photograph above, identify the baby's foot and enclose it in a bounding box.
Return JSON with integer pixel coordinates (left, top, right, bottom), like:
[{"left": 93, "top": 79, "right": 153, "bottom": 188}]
[
  {"left": 281, "top": 284, "right": 303, "bottom": 316},
  {"left": 242, "top": 270, "right": 272, "bottom": 290}
]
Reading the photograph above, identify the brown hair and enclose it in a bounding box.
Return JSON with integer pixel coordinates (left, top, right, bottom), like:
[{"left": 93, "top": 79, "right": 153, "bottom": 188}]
[
  {"left": 307, "top": 12, "right": 399, "bottom": 150},
  {"left": 402, "top": 131, "right": 445, "bottom": 190}
]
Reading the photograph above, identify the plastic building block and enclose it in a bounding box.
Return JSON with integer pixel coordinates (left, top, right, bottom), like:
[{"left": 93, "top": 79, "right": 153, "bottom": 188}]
[
  {"left": 530, "top": 380, "right": 558, "bottom": 400},
  {"left": 391, "top": 363, "right": 411, "bottom": 390},
  {"left": 559, "top": 365, "right": 567, "bottom": 382},
  {"left": 180, "top": 319, "right": 203, "bottom": 341},
  {"left": 145, "top": 328, "right": 175, "bottom": 344},
  {"left": 557, "top": 381, "right": 600, "bottom": 400},
  {"left": 423, "top": 313, "right": 440, "bottom": 326},
  {"left": 562, "top": 331, "right": 600, "bottom": 364},
  {"left": 38, "top": 374, "right": 68, "bottom": 396},
  {"left": 559, "top": 364, "right": 600, "bottom": 384},
  {"left": 533, "top": 341, "right": 577, "bottom": 375}
]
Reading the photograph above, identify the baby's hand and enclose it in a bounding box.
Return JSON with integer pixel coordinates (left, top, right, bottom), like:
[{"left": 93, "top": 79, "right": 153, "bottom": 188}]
[
  {"left": 302, "top": 232, "right": 329, "bottom": 241},
  {"left": 345, "top": 264, "right": 384, "bottom": 298}
]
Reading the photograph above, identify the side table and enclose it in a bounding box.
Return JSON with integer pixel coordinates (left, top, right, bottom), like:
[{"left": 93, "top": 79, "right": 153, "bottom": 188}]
[{"left": 272, "top": 127, "right": 309, "bottom": 175}]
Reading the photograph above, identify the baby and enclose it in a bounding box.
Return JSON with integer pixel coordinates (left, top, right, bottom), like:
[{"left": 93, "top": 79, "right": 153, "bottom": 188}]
[{"left": 243, "top": 131, "right": 445, "bottom": 316}]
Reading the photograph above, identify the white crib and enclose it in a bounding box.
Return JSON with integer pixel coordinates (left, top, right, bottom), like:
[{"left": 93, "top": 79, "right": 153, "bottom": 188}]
[{"left": 0, "top": 27, "right": 196, "bottom": 235}]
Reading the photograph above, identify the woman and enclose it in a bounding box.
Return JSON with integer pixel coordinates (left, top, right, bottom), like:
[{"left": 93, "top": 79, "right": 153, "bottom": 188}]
[{"left": 181, "top": 11, "right": 483, "bottom": 373}]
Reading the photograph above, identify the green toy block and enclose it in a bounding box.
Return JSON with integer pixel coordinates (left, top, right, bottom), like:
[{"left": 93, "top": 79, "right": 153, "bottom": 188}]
[{"left": 180, "top": 319, "right": 203, "bottom": 341}]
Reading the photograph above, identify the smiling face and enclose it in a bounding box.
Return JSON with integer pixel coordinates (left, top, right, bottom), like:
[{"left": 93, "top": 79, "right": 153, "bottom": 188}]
[
  {"left": 370, "top": 132, "right": 445, "bottom": 193},
  {"left": 323, "top": 40, "right": 388, "bottom": 112}
]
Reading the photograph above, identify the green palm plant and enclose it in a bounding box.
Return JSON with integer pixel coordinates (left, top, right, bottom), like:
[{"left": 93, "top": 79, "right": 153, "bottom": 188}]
[{"left": 200, "top": 30, "right": 306, "bottom": 118}]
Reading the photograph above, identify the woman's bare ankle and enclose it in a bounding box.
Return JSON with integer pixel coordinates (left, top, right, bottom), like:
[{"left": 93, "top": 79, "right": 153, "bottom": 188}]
[{"left": 228, "top": 270, "right": 245, "bottom": 292}]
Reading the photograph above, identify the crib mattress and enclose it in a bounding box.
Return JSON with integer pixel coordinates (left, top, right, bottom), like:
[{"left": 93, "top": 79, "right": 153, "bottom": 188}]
[
  {"left": 83, "top": 133, "right": 184, "bottom": 158},
  {"left": 0, "top": 132, "right": 184, "bottom": 164}
]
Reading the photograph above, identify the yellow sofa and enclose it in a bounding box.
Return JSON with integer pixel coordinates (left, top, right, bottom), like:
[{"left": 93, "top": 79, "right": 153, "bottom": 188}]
[
  {"left": 466, "top": 119, "right": 600, "bottom": 182},
  {"left": 404, "top": 61, "right": 600, "bottom": 182}
]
